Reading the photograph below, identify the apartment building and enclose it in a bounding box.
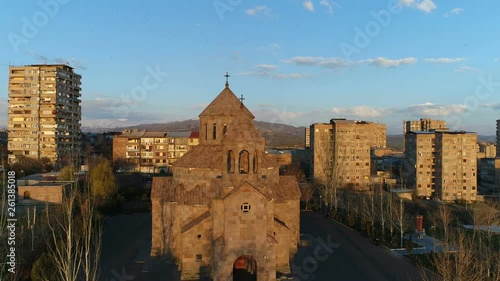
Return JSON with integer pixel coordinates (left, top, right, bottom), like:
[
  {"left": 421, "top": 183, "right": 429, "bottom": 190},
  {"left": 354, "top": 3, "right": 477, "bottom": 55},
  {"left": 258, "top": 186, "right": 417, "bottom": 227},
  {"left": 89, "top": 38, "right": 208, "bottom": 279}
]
[
  {"left": 405, "top": 131, "right": 478, "bottom": 201},
  {"left": 8, "top": 64, "right": 82, "bottom": 164},
  {"left": 310, "top": 119, "right": 386, "bottom": 189},
  {"left": 477, "top": 142, "right": 496, "bottom": 159},
  {"left": 496, "top": 120, "right": 500, "bottom": 157},
  {"left": 405, "top": 132, "right": 436, "bottom": 198},
  {"left": 403, "top": 118, "right": 447, "bottom": 150},
  {"left": 112, "top": 130, "right": 199, "bottom": 173}
]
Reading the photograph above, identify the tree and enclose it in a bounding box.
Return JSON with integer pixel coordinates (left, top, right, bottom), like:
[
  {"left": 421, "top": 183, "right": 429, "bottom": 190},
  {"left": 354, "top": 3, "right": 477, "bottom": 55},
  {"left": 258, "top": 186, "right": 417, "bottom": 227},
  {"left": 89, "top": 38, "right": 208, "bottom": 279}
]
[
  {"left": 300, "top": 183, "right": 313, "bottom": 209},
  {"left": 59, "top": 166, "right": 78, "bottom": 181},
  {"left": 392, "top": 196, "right": 408, "bottom": 248},
  {"left": 44, "top": 185, "right": 103, "bottom": 281},
  {"left": 31, "top": 252, "right": 57, "bottom": 281},
  {"left": 44, "top": 187, "right": 82, "bottom": 281},
  {"left": 90, "top": 159, "right": 117, "bottom": 198}
]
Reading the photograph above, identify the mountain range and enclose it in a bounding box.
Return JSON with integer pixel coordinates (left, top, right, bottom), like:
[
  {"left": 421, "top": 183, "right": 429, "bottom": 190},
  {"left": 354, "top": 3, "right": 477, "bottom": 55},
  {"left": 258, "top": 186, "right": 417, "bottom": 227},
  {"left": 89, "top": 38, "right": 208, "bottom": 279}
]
[{"left": 82, "top": 120, "right": 496, "bottom": 149}]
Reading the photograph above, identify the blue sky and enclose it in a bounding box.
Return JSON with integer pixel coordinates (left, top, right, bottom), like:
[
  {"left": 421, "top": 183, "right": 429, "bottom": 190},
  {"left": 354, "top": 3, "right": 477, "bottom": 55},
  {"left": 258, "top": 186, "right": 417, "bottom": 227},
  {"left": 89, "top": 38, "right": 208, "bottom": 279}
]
[{"left": 1, "top": 0, "right": 499, "bottom": 134}]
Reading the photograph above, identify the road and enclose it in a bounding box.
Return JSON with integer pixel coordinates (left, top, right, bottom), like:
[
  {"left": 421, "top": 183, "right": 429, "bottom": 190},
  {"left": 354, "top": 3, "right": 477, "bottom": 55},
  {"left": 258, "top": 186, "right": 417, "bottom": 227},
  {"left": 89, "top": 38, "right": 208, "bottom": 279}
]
[
  {"left": 293, "top": 211, "right": 425, "bottom": 281},
  {"left": 99, "top": 212, "right": 426, "bottom": 281},
  {"left": 99, "top": 213, "right": 180, "bottom": 281}
]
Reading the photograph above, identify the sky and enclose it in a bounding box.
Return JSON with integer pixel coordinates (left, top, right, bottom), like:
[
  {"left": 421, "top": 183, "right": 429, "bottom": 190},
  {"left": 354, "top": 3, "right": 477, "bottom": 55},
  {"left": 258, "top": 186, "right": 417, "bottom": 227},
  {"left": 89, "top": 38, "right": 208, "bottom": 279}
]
[{"left": 1, "top": 0, "right": 500, "bottom": 134}]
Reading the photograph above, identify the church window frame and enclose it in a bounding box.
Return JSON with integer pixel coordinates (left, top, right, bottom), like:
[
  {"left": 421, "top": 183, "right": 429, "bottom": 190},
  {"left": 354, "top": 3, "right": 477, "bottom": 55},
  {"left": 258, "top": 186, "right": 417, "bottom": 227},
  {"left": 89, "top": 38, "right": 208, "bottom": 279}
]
[
  {"left": 239, "top": 150, "right": 250, "bottom": 174},
  {"left": 241, "top": 202, "right": 251, "bottom": 213},
  {"left": 227, "top": 150, "right": 235, "bottom": 173}
]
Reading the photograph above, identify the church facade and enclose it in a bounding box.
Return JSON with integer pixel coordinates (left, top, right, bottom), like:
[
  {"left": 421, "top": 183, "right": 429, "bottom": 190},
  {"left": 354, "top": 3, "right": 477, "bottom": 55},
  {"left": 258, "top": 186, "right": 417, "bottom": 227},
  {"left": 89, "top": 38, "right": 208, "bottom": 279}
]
[{"left": 151, "top": 81, "right": 301, "bottom": 280}]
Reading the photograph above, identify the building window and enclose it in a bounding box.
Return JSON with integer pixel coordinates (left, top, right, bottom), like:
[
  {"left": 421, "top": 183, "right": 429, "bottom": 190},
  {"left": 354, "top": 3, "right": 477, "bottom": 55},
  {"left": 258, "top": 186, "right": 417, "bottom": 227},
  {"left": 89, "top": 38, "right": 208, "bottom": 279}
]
[
  {"left": 205, "top": 124, "right": 207, "bottom": 140},
  {"left": 223, "top": 124, "right": 228, "bottom": 135},
  {"left": 227, "top": 150, "right": 235, "bottom": 173},
  {"left": 253, "top": 153, "right": 258, "bottom": 173},
  {"left": 212, "top": 123, "right": 217, "bottom": 139},
  {"left": 241, "top": 203, "right": 251, "bottom": 213},
  {"left": 196, "top": 254, "right": 203, "bottom": 262},
  {"left": 239, "top": 150, "right": 250, "bottom": 174}
]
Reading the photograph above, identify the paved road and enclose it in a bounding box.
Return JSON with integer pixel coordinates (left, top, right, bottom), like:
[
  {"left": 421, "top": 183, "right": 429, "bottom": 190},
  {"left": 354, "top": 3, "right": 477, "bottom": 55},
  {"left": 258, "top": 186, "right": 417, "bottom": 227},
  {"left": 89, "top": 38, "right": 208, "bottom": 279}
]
[
  {"left": 99, "top": 212, "right": 426, "bottom": 281},
  {"left": 292, "top": 211, "right": 425, "bottom": 281}
]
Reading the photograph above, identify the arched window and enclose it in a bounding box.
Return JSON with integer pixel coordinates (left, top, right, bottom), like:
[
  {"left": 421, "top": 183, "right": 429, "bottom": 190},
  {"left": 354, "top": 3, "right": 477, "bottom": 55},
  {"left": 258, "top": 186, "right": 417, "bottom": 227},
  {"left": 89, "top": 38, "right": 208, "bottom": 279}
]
[
  {"left": 212, "top": 123, "right": 217, "bottom": 140},
  {"left": 223, "top": 124, "right": 228, "bottom": 135},
  {"left": 227, "top": 150, "right": 235, "bottom": 173},
  {"left": 24, "top": 191, "right": 31, "bottom": 200},
  {"left": 239, "top": 150, "right": 250, "bottom": 174},
  {"left": 204, "top": 124, "right": 208, "bottom": 140},
  {"left": 253, "top": 152, "right": 258, "bottom": 173}
]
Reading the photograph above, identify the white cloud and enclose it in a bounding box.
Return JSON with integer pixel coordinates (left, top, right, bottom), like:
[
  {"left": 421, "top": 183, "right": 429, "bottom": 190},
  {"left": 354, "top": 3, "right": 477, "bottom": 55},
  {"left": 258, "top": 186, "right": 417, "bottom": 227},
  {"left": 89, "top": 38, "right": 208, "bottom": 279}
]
[
  {"left": 282, "top": 56, "right": 348, "bottom": 68},
  {"left": 258, "top": 43, "right": 280, "bottom": 55},
  {"left": 405, "top": 102, "right": 467, "bottom": 117},
  {"left": 257, "top": 64, "right": 278, "bottom": 70},
  {"left": 238, "top": 70, "right": 310, "bottom": 80},
  {"left": 454, "top": 65, "right": 481, "bottom": 73},
  {"left": 332, "top": 106, "right": 384, "bottom": 118},
  {"left": 254, "top": 108, "right": 304, "bottom": 121},
  {"left": 303, "top": 0, "right": 314, "bottom": 12},
  {"left": 361, "top": 57, "right": 417, "bottom": 68},
  {"left": 320, "top": 0, "right": 338, "bottom": 14},
  {"left": 444, "top": 7, "right": 464, "bottom": 17},
  {"left": 424, "top": 57, "right": 466, "bottom": 64},
  {"left": 399, "top": 0, "right": 437, "bottom": 13},
  {"left": 245, "top": 6, "right": 274, "bottom": 18}
]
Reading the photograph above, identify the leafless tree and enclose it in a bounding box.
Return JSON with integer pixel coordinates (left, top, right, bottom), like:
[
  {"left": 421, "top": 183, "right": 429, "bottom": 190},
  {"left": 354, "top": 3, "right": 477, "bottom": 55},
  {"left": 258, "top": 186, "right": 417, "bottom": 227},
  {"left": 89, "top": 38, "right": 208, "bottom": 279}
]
[
  {"left": 45, "top": 187, "right": 83, "bottom": 281},
  {"left": 80, "top": 188, "right": 102, "bottom": 281},
  {"left": 392, "top": 196, "right": 409, "bottom": 248}
]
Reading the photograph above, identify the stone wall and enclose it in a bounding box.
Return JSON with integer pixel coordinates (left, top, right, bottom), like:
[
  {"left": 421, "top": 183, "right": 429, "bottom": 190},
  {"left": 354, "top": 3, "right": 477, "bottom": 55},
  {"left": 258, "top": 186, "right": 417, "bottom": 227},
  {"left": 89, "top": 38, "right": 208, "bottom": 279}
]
[{"left": 18, "top": 186, "right": 62, "bottom": 204}]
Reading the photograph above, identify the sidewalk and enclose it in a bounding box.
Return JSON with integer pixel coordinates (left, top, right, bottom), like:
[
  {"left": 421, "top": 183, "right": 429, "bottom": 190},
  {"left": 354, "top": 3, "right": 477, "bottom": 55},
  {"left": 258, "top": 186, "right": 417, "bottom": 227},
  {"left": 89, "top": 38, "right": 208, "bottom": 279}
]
[{"left": 392, "top": 233, "right": 445, "bottom": 255}]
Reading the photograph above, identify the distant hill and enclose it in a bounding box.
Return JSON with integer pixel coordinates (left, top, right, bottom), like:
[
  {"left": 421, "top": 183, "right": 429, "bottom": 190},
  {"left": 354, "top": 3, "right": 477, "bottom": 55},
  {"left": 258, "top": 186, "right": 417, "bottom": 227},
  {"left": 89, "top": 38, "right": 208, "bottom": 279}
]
[{"left": 83, "top": 119, "right": 306, "bottom": 148}]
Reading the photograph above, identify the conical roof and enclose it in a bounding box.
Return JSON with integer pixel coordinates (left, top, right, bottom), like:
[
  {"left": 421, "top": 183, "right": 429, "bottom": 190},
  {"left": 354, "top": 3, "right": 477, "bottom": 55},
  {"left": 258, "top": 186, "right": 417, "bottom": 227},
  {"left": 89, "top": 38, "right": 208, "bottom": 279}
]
[
  {"left": 223, "top": 109, "right": 263, "bottom": 143},
  {"left": 199, "top": 83, "right": 254, "bottom": 118}
]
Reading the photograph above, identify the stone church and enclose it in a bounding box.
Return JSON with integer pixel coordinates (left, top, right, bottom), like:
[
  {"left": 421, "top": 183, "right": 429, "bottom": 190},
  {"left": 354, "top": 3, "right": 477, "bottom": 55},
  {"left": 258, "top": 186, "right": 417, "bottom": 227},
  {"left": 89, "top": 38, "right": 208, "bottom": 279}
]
[{"left": 151, "top": 81, "right": 301, "bottom": 280}]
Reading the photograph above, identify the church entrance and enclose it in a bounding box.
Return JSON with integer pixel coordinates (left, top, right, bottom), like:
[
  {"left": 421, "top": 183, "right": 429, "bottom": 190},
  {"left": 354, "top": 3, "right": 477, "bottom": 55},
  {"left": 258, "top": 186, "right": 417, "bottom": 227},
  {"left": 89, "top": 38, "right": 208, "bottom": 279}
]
[{"left": 233, "top": 255, "right": 257, "bottom": 281}]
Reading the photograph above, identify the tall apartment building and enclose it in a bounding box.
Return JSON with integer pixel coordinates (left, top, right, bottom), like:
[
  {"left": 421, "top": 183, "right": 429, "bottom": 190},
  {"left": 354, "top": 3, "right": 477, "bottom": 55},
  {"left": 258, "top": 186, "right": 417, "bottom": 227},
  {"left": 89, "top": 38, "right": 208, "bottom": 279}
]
[
  {"left": 8, "top": 64, "right": 82, "bottom": 164},
  {"left": 477, "top": 142, "right": 496, "bottom": 159},
  {"left": 112, "top": 130, "right": 199, "bottom": 173},
  {"left": 310, "top": 119, "right": 386, "bottom": 188},
  {"left": 405, "top": 131, "right": 477, "bottom": 201},
  {"left": 405, "top": 132, "right": 436, "bottom": 197},
  {"left": 305, "top": 127, "right": 311, "bottom": 148},
  {"left": 496, "top": 120, "right": 500, "bottom": 157},
  {"left": 403, "top": 118, "right": 447, "bottom": 150}
]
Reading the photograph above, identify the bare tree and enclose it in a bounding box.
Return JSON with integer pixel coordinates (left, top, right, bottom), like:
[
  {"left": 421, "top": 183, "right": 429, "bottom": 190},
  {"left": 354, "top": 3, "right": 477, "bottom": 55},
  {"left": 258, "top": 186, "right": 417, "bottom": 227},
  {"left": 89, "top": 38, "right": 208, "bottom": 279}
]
[
  {"left": 80, "top": 189, "right": 102, "bottom": 281},
  {"left": 471, "top": 202, "right": 500, "bottom": 279},
  {"left": 392, "top": 196, "right": 409, "bottom": 248},
  {"left": 45, "top": 187, "right": 82, "bottom": 281},
  {"left": 424, "top": 230, "right": 486, "bottom": 281}
]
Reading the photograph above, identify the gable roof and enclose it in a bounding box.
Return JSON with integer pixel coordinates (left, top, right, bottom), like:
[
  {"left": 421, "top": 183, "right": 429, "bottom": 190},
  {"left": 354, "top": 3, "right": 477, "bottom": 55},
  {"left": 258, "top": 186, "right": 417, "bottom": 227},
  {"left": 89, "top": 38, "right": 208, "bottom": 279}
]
[
  {"left": 178, "top": 185, "right": 211, "bottom": 205},
  {"left": 223, "top": 112, "right": 263, "bottom": 143},
  {"left": 275, "top": 176, "right": 302, "bottom": 200},
  {"left": 181, "top": 210, "right": 211, "bottom": 233},
  {"left": 199, "top": 84, "right": 254, "bottom": 118},
  {"left": 172, "top": 145, "right": 223, "bottom": 169}
]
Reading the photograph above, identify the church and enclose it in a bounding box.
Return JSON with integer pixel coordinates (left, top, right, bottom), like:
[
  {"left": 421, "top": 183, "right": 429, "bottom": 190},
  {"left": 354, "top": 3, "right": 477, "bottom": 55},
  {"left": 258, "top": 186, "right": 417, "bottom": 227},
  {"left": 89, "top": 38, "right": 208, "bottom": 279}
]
[{"left": 150, "top": 79, "right": 301, "bottom": 280}]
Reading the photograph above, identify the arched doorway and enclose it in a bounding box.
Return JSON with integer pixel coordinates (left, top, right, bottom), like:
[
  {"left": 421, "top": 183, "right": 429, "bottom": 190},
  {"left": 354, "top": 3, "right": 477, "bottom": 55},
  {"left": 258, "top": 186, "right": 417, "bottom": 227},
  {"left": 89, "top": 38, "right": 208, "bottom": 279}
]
[
  {"left": 233, "top": 255, "right": 257, "bottom": 281},
  {"left": 23, "top": 191, "right": 31, "bottom": 200}
]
